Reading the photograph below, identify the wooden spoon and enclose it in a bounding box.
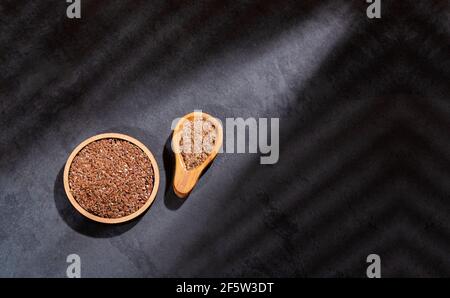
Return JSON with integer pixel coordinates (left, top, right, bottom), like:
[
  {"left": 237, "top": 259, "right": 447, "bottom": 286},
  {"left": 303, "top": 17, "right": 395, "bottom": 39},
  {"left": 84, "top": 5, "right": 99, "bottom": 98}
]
[{"left": 172, "top": 111, "right": 223, "bottom": 198}]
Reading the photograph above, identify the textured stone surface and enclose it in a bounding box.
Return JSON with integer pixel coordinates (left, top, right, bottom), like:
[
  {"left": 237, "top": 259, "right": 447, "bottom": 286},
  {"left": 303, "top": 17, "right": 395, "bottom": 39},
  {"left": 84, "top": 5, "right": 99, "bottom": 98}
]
[{"left": 1, "top": 0, "right": 450, "bottom": 277}]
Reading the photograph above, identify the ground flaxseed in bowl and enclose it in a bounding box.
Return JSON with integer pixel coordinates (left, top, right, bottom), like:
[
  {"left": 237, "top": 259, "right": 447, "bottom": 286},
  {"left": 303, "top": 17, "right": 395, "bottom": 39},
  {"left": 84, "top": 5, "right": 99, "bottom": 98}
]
[
  {"left": 68, "top": 138, "right": 155, "bottom": 219},
  {"left": 179, "top": 118, "right": 217, "bottom": 170}
]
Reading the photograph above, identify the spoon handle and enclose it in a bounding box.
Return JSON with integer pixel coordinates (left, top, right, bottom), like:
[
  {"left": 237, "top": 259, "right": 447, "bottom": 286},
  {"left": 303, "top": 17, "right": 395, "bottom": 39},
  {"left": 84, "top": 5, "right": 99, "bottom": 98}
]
[{"left": 173, "top": 158, "right": 202, "bottom": 198}]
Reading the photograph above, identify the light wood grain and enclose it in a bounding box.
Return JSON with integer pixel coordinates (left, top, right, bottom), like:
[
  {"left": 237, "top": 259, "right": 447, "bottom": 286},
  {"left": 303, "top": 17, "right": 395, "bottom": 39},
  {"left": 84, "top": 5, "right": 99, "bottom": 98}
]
[
  {"left": 63, "top": 133, "right": 160, "bottom": 224},
  {"left": 172, "top": 112, "right": 223, "bottom": 198}
]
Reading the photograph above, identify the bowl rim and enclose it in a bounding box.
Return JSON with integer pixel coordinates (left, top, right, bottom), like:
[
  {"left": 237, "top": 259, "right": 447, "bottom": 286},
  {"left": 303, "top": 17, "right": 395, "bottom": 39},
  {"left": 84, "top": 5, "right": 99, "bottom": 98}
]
[{"left": 63, "top": 133, "right": 160, "bottom": 224}]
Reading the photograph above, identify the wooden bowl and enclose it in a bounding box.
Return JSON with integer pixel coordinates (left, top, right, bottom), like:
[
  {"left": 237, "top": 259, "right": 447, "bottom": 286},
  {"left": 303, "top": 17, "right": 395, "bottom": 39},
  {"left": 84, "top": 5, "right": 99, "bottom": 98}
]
[
  {"left": 172, "top": 111, "right": 223, "bottom": 198},
  {"left": 63, "top": 133, "right": 160, "bottom": 224}
]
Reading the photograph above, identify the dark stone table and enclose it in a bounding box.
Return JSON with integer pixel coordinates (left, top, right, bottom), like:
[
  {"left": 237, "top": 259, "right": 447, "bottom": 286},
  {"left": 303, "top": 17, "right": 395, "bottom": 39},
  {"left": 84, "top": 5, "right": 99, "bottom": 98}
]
[{"left": 1, "top": 0, "right": 449, "bottom": 277}]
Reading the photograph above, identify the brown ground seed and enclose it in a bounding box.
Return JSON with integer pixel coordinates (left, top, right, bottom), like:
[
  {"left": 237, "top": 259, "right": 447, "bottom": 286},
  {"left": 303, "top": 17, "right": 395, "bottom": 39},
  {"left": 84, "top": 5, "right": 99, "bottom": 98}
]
[
  {"left": 68, "top": 138, "right": 154, "bottom": 218},
  {"left": 180, "top": 119, "right": 217, "bottom": 170}
]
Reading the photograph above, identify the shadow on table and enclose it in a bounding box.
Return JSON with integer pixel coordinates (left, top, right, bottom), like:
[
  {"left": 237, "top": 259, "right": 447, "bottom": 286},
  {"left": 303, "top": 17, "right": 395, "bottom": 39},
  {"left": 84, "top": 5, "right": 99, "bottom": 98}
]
[{"left": 162, "top": 133, "right": 186, "bottom": 210}]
